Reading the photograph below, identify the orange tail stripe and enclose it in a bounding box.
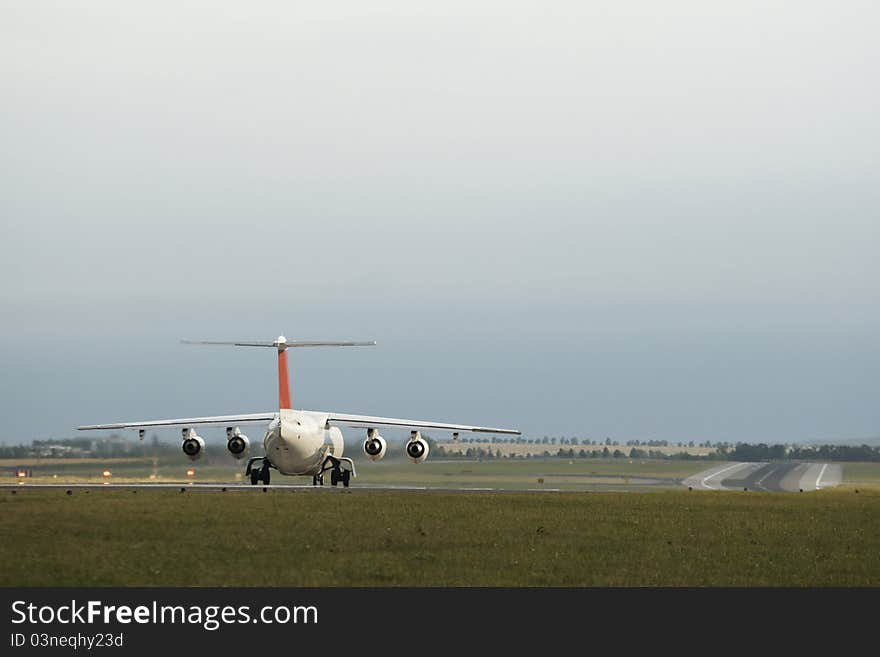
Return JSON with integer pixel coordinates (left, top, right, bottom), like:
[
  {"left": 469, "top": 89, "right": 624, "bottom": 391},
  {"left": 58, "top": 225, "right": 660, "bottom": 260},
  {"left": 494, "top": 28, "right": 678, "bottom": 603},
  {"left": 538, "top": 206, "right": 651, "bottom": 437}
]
[{"left": 278, "top": 349, "right": 291, "bottom": 409}]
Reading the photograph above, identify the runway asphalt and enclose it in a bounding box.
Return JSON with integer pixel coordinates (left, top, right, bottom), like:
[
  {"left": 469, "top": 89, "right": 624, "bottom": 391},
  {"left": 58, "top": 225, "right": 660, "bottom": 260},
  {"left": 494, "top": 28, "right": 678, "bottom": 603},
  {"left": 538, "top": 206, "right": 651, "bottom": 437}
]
[
  {"left": 2, "top": 463, "right": 844, "bottom": 493},
  {"left": 0, "top": 482, "right": 567, "bottom": 493},
  {"left": 682, "top": 462, "right": 842, "bottom": 492}
]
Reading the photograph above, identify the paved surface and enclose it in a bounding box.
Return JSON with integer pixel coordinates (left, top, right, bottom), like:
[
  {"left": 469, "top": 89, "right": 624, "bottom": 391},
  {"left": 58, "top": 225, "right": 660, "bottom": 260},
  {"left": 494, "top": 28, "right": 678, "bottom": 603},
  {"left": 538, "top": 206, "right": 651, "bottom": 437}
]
[
  {"left": 682, "top": 462, "right": 843, "bottom": 492},
  {"left": 4, "top": 463, "right": 844, "bottom": 494},
  {"left": 0, "top": 482, "right": 569, "bottom": 493}
]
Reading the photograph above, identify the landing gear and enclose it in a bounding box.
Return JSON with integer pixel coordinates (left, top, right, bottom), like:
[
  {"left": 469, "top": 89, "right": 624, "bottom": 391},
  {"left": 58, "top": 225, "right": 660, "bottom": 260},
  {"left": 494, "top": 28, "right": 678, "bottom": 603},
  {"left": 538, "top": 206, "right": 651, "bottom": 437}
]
[
  {"left": 330, "top": 469, "right": 351, "bottom": 487},
  {"left": 319, "top": 455, "right": 355, "bottom": 488},
  {"left": 246, "top": 457, "right": 272, "bottom": 486},
  {"left": 312, "top": 474, "right": 324, "bottom": 486}
]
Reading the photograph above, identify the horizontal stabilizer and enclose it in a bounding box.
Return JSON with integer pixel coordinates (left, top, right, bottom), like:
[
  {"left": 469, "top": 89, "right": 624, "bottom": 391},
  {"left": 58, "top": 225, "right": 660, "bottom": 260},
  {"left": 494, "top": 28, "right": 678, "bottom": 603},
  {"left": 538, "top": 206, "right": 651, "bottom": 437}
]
[
  {"left": 182, "top": 337, "right": 376, "bottom": 350},
  {"left": 181, "top": 335, "right": 374, "bottom": 409}
]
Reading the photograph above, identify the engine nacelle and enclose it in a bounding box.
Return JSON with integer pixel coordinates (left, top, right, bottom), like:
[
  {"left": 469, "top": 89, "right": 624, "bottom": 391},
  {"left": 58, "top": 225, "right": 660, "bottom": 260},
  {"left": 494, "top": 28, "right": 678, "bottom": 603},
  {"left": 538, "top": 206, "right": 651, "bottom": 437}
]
[
  {"left": 363, "top": 429, "right": 387, "bottom": 462},
  {"left": 226, "top": 426, "right": 250, "bottom": 459},
  {"left": 181, "top": 430, "right": 205, "bottom": 462},
  {"left": 227, "top": 434, "right": 250, "bottom": 459},
  {"left": 406, "top": 432, "right": 429, "bottom": 464}
]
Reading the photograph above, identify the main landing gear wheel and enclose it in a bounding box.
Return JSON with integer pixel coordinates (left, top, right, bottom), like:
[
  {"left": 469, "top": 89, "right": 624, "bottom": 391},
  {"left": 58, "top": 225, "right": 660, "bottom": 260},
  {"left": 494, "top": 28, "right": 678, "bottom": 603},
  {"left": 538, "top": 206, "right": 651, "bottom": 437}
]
[
  {"left": 246, "top": 457, "right": 272, "bottom": 486},
  {"left": 320, "top": 455, "right": 356, "bottom": 488},
  {"left": 312, "top": 474, "right": 324, "bottom": 486},
  {"left": 330, "top": 469, "right": 351, "bottom": 487}
]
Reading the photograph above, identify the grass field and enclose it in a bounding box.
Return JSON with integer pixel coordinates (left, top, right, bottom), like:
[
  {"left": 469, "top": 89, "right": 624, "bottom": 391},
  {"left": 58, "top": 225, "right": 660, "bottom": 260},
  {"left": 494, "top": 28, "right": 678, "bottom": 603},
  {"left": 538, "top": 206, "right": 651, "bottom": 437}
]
[
  {"left": 2, "top": 487, "right": 878, "bottom": 586},
  {"left": 841, "top": 462, "right": 880, "bottom": 486}
]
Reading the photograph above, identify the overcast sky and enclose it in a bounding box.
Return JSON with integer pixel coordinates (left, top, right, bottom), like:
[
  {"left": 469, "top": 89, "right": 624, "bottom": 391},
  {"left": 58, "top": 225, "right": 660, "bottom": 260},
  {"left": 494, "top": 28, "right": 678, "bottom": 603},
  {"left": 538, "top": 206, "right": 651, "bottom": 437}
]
[{"left": 1, "top": 1, "right": 878, "bottom": 445}]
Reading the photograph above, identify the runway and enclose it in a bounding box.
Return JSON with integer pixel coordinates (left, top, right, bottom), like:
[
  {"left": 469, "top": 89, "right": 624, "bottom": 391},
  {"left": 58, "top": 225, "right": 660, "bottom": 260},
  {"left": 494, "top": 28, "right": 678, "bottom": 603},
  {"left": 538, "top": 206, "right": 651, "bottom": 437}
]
[
  {"left": 3, "top": 463, "right": 844, "bottom": 493},
  {"left": 0, "top": 482, "right": 566, "bottom": 494},
  {"left": 682, "top": 462, "right": 842, "bottom": 492}
]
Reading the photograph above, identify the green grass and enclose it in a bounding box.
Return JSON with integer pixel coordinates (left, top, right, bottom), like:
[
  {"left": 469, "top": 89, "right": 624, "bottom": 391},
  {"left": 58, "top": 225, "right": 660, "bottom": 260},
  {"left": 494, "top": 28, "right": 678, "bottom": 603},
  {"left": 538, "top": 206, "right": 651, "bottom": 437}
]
[
  {"left": 2, "top": 487, "right": 878, "bottom": 586},
  {"left": 841, "top": 462, "right": 880, "bottom": 486}
]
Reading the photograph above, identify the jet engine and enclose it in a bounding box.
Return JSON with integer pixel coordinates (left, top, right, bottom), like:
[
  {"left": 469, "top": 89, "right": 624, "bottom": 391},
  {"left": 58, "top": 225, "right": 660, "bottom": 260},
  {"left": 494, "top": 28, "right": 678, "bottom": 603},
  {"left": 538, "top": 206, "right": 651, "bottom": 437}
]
[
  {"left": 181, "top": 429, "right": 205, "bottom": 461},
  {"left": 363, "top": 428, "right": 387, "bottom": 462},
  {"left": 226, "top": 426, "right": 250, "bottom": 459},
  {"left": 406, "top": 431, "right": 429, "bottom": 464}
]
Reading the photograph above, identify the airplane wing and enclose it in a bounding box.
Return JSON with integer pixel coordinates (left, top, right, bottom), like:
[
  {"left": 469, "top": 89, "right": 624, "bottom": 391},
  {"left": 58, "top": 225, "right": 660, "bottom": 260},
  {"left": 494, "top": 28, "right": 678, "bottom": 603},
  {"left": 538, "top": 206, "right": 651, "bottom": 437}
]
[
  {"left": 322, "top": 412, "right": 520, "bottom": 435},
  {"left": 77, "top": 412, "right": 277, "bottom": 431}
]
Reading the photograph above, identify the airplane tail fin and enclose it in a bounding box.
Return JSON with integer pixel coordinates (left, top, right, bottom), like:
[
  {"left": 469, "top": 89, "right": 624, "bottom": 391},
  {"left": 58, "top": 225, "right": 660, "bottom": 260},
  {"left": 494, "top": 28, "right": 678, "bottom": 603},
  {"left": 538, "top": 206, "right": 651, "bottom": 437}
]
[{"left": 181, "top": 336, "right": 375, "bottom": 410}]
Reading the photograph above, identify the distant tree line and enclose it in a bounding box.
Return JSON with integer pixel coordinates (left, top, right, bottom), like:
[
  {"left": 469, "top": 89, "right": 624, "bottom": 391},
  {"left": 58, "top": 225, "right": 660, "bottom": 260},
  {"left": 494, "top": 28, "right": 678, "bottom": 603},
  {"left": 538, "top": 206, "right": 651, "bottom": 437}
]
[
  {"left": 451, "top": 436, "right": 735, "bottom": 449},
  {"left": 726, "top": 442, "right": 880, "bottom": 462},
  {"left": 435, "top": 442, "right": 880, "bottom": 462},
  {"left": 434, "top": 445, "right": 731, "bottom": 461},
  {"left": 0, "top": 435, "right": 179, "bottom": 459}
]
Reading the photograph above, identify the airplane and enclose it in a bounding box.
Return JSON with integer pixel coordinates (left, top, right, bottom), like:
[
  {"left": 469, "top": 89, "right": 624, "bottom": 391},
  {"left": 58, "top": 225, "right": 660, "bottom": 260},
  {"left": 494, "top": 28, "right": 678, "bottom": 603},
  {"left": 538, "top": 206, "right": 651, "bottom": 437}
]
[{"left": 78, "top": 336, "right": 520, "bottom": 486}]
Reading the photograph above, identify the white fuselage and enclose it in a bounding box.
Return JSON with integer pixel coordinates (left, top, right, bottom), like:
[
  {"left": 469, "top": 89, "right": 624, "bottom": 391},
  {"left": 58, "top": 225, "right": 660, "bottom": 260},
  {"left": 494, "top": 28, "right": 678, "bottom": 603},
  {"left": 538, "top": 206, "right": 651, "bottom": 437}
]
[{"left": 262, "top": 409, "right": 344, "bottom": 476}]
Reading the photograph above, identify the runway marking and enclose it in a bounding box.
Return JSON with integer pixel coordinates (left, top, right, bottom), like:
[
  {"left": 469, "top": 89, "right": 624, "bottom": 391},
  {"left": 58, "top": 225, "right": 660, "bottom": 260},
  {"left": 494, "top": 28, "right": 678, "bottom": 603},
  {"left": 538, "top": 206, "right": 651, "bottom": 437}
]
[
  {"left": 701, "top": 462, "right": 749, "bottom": 490},
  {"left": 754, "top": 466, "right": 776, "bottom": 492},
  {"left": 815, "top": 463, "right": 828, "bottom": 490}
]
